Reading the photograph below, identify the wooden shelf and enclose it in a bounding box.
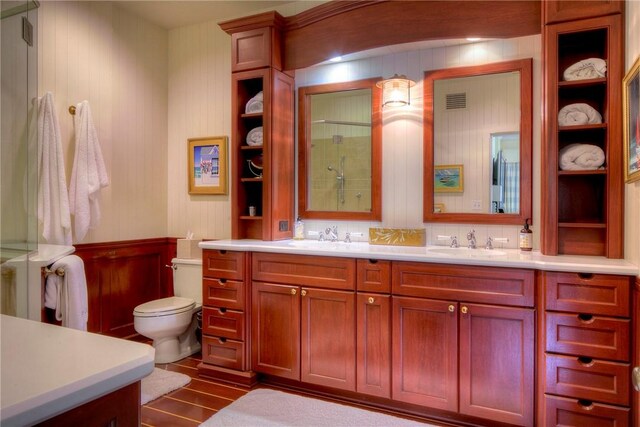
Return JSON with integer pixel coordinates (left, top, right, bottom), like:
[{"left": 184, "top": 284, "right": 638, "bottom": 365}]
[
  {"left": 241, "top": 145, "right": 263, "bottom": 151},
  {"left": 241, "top": 112, "right": 263, "bottom": 119},
  {"left": 558, "top": 222, "right": 606, "bottom": 229},
  {"left": 557, "top": 77, "right": 606, "bottom": 88},
  {"left": 239, "top": 215, "right": 262, "bottom": 220},
  {"left": 558, "top": 123, "right": 607, "bottom": 132},
  {"left": 558, "top": 169, "right": 607, "bottom": 176},
  {"left": 240, "top": 177, "right": 263, "bottom": 183}
]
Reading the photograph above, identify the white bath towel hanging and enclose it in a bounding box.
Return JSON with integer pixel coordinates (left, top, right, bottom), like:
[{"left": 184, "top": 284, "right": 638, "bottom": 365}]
[
  {"left": 37, "top": 92, "right": 72, "bottom": 246},
  {"left": 69, "top": 101, "right": 109, "bottom": 242},
  {"left": 44, "top": 255, "right": 88, "bottom": 331}
]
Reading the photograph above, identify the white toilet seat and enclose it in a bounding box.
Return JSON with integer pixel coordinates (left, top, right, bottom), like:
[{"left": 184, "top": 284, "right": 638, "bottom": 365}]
[{"left": 133, "top": 296, "right": 195, "bottom": 318}]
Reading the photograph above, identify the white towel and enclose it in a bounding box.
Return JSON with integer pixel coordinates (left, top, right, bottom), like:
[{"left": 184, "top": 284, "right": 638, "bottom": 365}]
[
  {"left": 558, "top": 103, "right": 602, "bottom": 126},
  {"left": 246, "top": 126, "right": 263, "bottom": 146},
  {"left": 559, "top": 143, "right": 606, "bottom": 170},
  {"left": 44, "top": 255, "right": 88, "bottom": 331},
  {"left": 69, "top": 101, "right": 109, "bottom": 242},
  {"left": 37, "top": 92, "right": 72, "bottom": 246},
  {"left": 245, "top": 91, "right": 264, "bottom": 113},
  {"left": 563, "top": 58, "right": 607, "bottom": 81}
]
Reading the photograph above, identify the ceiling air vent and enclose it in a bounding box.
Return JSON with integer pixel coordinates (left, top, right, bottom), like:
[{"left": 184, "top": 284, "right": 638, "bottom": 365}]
[{"left": 446, "top": 92, "right": 466, "bottom": 110}]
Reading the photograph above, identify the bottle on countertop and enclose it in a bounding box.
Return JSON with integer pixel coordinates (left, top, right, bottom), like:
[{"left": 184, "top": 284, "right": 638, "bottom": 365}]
[
  {"left": 519, "top": 218, "right": 533, "bottom": 252},
  {"left": 294, "top": 216, "right": 305, "bottom": 240}
]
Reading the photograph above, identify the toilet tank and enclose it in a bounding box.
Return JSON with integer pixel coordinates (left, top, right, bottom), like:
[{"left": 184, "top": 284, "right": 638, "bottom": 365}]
[{"left": 172, "top": 258, "right": 202, "bottom": 304}]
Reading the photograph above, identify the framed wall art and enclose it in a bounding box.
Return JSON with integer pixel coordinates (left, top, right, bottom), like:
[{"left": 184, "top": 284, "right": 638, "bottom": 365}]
[
  {"left": 434, "top": 164, "right": 464, "bottom": 193},
  {"left": 188, "top": 136, "right": 228, "bottom": 195},
  {"left": 623, "top": 56, "right": 640, "bottom": 183}
]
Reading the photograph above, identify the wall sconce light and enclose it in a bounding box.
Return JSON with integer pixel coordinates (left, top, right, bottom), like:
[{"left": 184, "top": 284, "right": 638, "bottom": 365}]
[{"left": 376, "top": 74, "right": 416, "bottom": 107}]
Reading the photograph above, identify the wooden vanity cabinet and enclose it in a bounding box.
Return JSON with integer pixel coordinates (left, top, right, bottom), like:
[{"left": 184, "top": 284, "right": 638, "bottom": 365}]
[
  {"left": 392, "top": 262, "right": 535, "bottom": 426},
  {"left": 539, "top": 271, "right": 633, "bottom": 426},
  {"left": 251, "top": 253, "right": 357, "bottom": 391},
  {"left": 198, "top": 249, "right": 256, "bottom": 386}
]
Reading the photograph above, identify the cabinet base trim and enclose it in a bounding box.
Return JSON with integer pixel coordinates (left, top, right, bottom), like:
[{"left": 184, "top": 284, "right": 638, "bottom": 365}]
[{"left": 197, "top": 363, "right": 258, "bottom": 388}]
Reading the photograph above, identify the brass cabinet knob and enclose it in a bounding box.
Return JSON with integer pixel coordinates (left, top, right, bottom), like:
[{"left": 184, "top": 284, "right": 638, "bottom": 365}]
[
  {"left": 301, "top": 289, "right": 307, "bottom": 297},
  {"left": 448, "top": 304, "right": 455, "bottom": 312},
  {"left": 461, "top": 306, "right": 468, "bottom": 314},
  {"left": 368, "top": 297, "right": 375, "bottom": 304},
  {"left": 291, "top": 288, "right": 297, "bottom": 295}
]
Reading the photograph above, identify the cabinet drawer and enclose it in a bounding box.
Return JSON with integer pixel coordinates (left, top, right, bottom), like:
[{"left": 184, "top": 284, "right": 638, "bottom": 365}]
[
  {"left": 357, "top": 259, "right": 391, "bottom": 293},
  {"left": 202, "top": 335, "right": 245, "bottom": 370},
  {"left": 252, "top": 252, "right": 355, "bottom": 290},
  {"left": 546, "top": 313, "right": 630, "bottom": 361},
  {"left": 545, "top": 354, "right": 630, "bottom": 406},
  {"left": 544, "top": 395, "right": 629, "bottom": 427},
  {"left": 392, "top": 262, "right": 534, "bottom": 307},
  {"left": 544, "top": 272, "right": 630, "bottom": 317},
  {"left": 202, "top": 307, "right": 245, "bottom": 340},
  {"left": 203, "top": 250, "right": 245, "bottom": 280},
  {"left": 203, "top": 278, "right": 245, "bottom": 310}
]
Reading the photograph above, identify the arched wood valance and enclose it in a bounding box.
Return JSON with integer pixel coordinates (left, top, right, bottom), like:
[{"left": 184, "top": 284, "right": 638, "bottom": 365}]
[{"left": 219, "top": 0, "right": 541, "bottom": 71}]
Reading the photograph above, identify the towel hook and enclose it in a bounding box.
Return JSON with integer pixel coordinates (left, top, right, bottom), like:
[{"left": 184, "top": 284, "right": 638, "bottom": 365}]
[
  {"left": 44, "top": 267, "right": 66, "bottom": 277},
  {"left": 68, "top": 105, "right": 76, "bottom": 115}
]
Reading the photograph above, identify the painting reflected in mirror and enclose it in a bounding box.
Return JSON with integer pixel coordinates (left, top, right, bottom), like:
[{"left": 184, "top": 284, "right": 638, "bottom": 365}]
[
  {"left": 298, "top": 78, "right": 381, "bottom": 220},
  {"left": 424, "top": 59, "right": 532, "bottom": 225}
]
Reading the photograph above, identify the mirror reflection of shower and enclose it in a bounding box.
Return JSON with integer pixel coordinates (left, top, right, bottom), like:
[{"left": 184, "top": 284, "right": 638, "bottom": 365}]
[
  {"left": 327, "top": 155, "right": 346, "bottom": 206},
  {"left": 490, "top": 132, "right": 520, "bottom": 214}
]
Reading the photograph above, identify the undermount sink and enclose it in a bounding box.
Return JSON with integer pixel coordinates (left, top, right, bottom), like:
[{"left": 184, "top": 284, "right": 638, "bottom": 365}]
[{"left": 427, "top": 247, "right": 507, "bottom": 257}]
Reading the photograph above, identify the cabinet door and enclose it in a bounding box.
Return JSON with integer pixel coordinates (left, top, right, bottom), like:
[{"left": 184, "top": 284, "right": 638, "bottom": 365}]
[
  {"left": 251, "top": 281, "right": 300, "bottom": 380},
  {"left": 356, "top": 293, "right": 390, "bottom": 398},
  {"left": 301, "top": 288, "right": 356, "bottom": 391},
  {"left": 459, "top": 303, "right": 534, "bottom": 426},
  {"left": 392, "top": 297, "right": 458, "bottom": 411}
]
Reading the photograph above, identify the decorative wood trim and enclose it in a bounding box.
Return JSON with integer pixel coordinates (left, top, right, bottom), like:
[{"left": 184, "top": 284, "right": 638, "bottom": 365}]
[
  {"left": 219, "top": 10, "right": 285, "bottom": 34},
  {"left": 283, "top": 0, "right": 384, "bottom": 31}
]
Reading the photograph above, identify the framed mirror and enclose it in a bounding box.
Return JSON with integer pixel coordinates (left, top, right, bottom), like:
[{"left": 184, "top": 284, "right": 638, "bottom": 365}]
[
  {"left": 298, "top": 78, "right": 382, "bottom": 220},
  {"left": 423, "top": 59, "right": 532, "bottom": 225}
]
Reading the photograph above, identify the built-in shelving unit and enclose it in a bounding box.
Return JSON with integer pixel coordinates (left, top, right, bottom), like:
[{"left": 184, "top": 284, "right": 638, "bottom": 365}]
[{"left": 541, "top": 11, "right": 624, "bottom": 258}]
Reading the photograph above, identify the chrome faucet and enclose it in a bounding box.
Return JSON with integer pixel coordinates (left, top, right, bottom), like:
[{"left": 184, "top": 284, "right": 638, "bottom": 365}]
[
  {"left": 485, "top": 237, "right": 493, "bottom": 250},
  {"left": 344, "top": 232, "right": 351, "bottom": 243},
  {"left": 326, "top": 226, "right": 338, "bottom": 242},
  {"left": 467, "top": 229, "right": 477, "bottom": 249},
  {"left": 450, "top": 236, "right": 459, "bottom": 248}
]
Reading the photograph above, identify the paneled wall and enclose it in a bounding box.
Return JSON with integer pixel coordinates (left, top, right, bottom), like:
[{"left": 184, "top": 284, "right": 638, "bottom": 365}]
[
  {"left": 625, "top": 0, "right": 640, "bottom": 270},
  {"left": 37, "top": 1, "right": 168, "bottom": 244},
  {"left": 296, "top": 35, "right": 541, "bottom": 248}
]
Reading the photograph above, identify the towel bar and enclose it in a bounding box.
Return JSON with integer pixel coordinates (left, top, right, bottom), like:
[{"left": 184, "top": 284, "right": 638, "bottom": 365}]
[{"left": 44, "top": 267, "right": 65, "bottom": 277}]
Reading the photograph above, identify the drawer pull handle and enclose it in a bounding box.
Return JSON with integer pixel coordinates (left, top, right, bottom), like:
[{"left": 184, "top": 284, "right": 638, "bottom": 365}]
[
  {"left": 368, "top": 297, "right": 375, "bottom": 304},
  {"left": 577, "top": 272, "right": 594, "bottom": 280},
  {"left": 218, "top": 337, "right": 227, "bottom": 344},
  {"left": 368, "top": 259, "right": 378, "bottom": 264},
  {"left": 218, "top": 307, "right": 227, "bottom": 314},
  {"left": 219, "top": 279, "right": 227, "bottom": 285},
  {"left": 461, "top": 306, "right": 468, "bottom": 314},
  {"left": 633, "top": 367, "right": 640, "bottom": 392},
  {"left": 578, "top": 313, "right": 594, "bottom": 322},
  {"left": 448, "top": 305, "right": 455, "bottom": 313},
  {"left": 577, "top": 399, "right": 594, "bottom": 410},
  {"left": 291, "top": 289, "right": 297, "bottom": 295},
  {"left": 301, "top": 289, "right": 307, "bottom": 297},
  {"left": 577, "top": 357, "right": 593, "bottom": 366},
  {"left": 219, "top": 250, "right": 227, "bottom": 255}
]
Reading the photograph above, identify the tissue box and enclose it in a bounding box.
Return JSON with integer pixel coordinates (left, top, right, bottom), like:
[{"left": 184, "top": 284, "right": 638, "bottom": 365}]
[
  {"left": 177, "top": 239, "right": 202, "bottom": 259},
  {"left": 368, "top": 228, "right": 426, "bottom": 247}
]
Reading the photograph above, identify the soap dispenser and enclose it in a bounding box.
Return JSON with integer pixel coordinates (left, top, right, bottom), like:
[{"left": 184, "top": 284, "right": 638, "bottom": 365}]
[
  {"left": 294, "top": 216, "right": 305, "bottom": 240},
  {"left": 519, "top": 218, "right": 532, "bottom": 252}
]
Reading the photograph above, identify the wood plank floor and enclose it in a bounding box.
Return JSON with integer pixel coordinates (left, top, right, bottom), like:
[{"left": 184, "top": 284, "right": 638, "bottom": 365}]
[{"left": 141, "top": 352, "right": 251, "bottom": 426}]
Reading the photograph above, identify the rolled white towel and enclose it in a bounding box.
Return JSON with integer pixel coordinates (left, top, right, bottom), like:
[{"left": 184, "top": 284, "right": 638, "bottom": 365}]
[
  {"left": 558, "top": 103, "right": 602, "bottom": 126},
  {"left": 559, "top": 143, "right": 605, "bottom": 171},
  {"left": 245, "top": 91, "right": 264, "bottom": 113},
  {"left": 563, "top": 58, "right": 607, "bottom": 81},
  {"left": 246, "top": 126, "right": 263, "bottom": 146}
]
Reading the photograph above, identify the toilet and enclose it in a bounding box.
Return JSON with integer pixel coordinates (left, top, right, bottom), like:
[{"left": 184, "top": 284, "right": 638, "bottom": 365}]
[{"left": 133, "top": 258, "right": 202, "bottom": 363}]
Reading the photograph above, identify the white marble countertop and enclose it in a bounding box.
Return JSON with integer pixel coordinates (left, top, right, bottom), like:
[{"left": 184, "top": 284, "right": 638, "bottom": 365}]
[
  {"left": 200, "top": 239, "right": 638, "bottom": 276},
  {"left": 0, "top": 315, "right": 155, "bottom": 426}
]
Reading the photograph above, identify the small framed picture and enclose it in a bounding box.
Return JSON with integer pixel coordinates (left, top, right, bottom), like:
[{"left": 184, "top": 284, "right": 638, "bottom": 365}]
[
  {"left": 433, "top": 203, "right": 445, "bottom": 213},
  {"left": 623, "top": 56, "right": 640, "bottom": 183},
  {"left": 434, "top": 164, "right": 464, "bottom": 193},
  {"left": 188, "top": 136, "right": 228, "bottom": 195}
]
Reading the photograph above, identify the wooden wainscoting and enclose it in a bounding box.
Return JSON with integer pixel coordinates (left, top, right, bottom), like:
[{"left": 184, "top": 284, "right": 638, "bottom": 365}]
[{"left": 72, "top": 238, "right": 177, "bottom": 337}]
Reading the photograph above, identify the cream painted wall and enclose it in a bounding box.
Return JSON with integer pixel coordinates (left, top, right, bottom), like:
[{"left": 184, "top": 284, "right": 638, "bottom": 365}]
[
  {"left": 38, "top": 1, "right": 168, "bottom": 244},
  {"left": 625, "top": 0, "right": 640, "bottom": 272}
]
